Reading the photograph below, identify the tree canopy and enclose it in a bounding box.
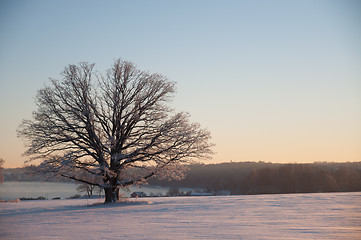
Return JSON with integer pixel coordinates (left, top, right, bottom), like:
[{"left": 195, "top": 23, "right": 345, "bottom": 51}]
[{"left": 18, "top": 59, "right": 213, "bottom": 202}]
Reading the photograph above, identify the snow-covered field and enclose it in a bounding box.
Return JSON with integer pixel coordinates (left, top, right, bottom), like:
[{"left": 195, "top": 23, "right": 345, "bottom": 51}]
[{"left": 1, "top": 192, "right": 360, "bottom": 239}]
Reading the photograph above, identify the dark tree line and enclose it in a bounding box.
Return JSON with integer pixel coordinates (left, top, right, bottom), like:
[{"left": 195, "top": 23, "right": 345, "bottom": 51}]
[
  {"left": 149, "top": 162, "right": 361, "bottom": 195},
  {"left": 239, "top": 164, "right": 361, "bottom": 194},
  {"left": 4, "top": 162, "right": 361, "bottom": 196}
]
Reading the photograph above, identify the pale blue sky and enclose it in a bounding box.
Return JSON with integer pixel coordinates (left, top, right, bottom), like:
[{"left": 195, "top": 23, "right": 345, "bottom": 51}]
[{"left": 1, "top": 0, "right": 360, "bottom": 168}]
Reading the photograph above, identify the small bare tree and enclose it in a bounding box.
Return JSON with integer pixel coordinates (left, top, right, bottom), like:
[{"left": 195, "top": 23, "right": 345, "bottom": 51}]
[
  {"left": 76, "top": 183, "right": 101, "bottom": 197},
  {"left": 18, "top": 59, "right": 213, "bottom": 203}
]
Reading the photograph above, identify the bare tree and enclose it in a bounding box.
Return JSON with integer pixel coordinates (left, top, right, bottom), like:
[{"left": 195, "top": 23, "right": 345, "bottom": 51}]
[
  {"left": 18, "top": 59, "right": 213, "bottom": 203},
  {"left": 76, "top": 183, "right": 101, "bottom": 197}
]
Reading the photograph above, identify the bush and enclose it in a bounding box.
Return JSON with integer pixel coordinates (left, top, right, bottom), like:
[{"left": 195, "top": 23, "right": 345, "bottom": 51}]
[{"left": 66, "top": 194, "right": 81, "bottom": 199}]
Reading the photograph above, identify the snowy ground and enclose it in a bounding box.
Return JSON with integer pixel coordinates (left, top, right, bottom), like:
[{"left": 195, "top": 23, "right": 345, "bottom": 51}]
[{"left": 0, "top": 192, "right": 360, "bottom": 239}]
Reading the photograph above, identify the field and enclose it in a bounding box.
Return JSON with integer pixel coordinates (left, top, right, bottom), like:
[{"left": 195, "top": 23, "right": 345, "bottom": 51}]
[{"left": 1, "top": 192, "right": 360, "bottom": 239}]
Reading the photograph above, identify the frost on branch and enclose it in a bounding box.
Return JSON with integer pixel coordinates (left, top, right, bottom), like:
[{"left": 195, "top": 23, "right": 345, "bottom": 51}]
[{"left": 18, "top": 59, "right": 214, "bottom": 203}]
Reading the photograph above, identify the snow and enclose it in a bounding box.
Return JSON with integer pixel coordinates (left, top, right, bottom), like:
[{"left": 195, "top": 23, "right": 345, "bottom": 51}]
[{"left": 1, "top": 192, "right": 360, "bottom": 239}]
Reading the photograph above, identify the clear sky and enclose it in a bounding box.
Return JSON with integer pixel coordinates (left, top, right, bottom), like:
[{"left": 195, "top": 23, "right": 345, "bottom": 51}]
[{"left": 0, "top": 0, "right": 360, "bottom": 168}]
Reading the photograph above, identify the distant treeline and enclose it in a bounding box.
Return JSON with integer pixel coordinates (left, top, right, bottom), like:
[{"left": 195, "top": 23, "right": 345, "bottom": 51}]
[
  {"left": 4, "top": 161, "right": 361, "bottom": 195},
  {"left": 3, "top": 168, "right": 73, "bottom": 182},
  {"left": 149, "top": 162, "right": 361, "bottom": 195}
]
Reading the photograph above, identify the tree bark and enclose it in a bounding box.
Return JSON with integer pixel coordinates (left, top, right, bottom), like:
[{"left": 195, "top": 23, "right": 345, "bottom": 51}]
[{"left": 104, "top": 187, "right": 119, "bottom": 203}]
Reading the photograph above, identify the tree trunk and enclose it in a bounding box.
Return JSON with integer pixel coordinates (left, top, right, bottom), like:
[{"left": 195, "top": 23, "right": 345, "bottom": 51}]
[{"left": 104, "top": 187, "right": 119, "bottom": 203}]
